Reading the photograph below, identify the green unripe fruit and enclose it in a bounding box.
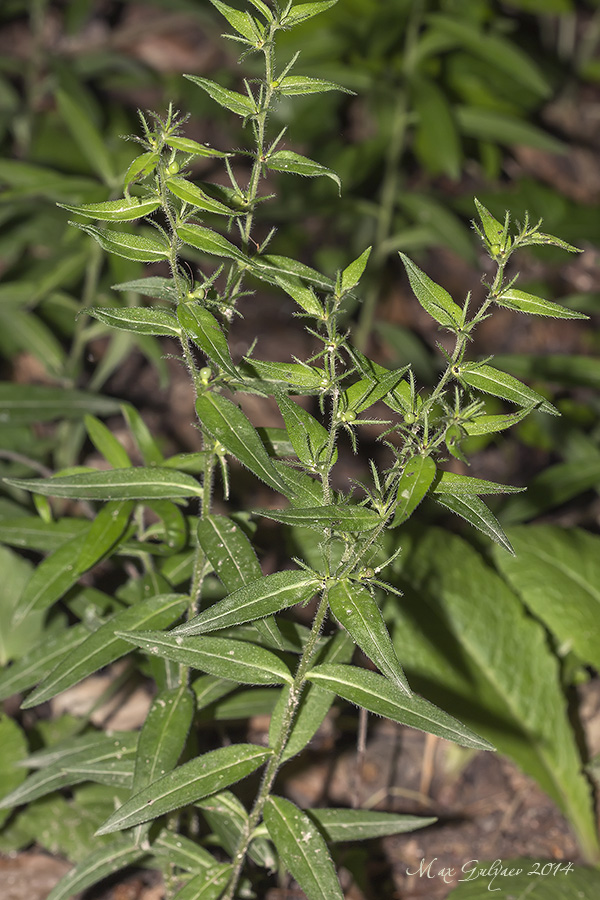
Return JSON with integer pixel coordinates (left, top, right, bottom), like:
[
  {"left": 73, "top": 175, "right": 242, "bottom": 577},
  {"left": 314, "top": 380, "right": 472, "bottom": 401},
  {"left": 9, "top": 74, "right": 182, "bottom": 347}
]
[
  {"left": 166, "top": 161, "right": 180, "bottom": 175},
  {"left": 342, "top": 410, "right": 357, "bottom": 423},
  {"left": 199, "top": 367, "right": 212, "bottom": 384}
]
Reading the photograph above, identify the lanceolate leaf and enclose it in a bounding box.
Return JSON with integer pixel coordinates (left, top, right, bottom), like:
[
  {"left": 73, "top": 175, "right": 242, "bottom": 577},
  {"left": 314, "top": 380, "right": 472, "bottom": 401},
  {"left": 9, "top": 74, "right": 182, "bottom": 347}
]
[
  {"left": 166, "top": 135, "right": 230, "bottom": 158},
  {"left": 5, "top": 468, "right": 203, "bottom": 501},
  {"left": 0, "top": 624, "right": 88, "bottom": 701},
  {"left": 458, "top": 362, "right": 559, "bottom": 415},
  {"left": 0, "top": 384, "right": 120, "bottom": 425},
  {"left": 177, "top": 305, "right": 238, "bottom": 378},
  {"left": 263, "top": 796, "right": 344, "bottom": 900},
  {"left": 133, "top": 685, "right": 195, "bottom": 793},
  {"left": 58, "top": 197, "right": 161, "bottom": 221},
  {"left": 307, "top": 808, "right": 436, "bottom": 842},
  {"left": 85, "top": 415, "right": 132, "bottom": 468},
  {"left": 197, "top": 791, "right": 274, "bottom": 869},
  {"left": 328, "top": 580, "right": 410, "bottom": 693},
  {"left": 432, "top": 471, "right": 524, "bottom": 497},
  {"left": 96, "top": 744, "right": 271, "bottom": 834},
  {"left": 463, "top": 406, "right": 533, "bottom": 436},
  {"left": 389, "top": 528, "right": 599, "bottom": 859},
  {"left": 75, "top": 500, "right": 134, "bottom": 574},
  {"left": 392, "top": 456, "right": 436, "bottom": 526},
  {"left": 184, "top": 74, "right": 257, "bottom": 118},
  {"left": 433, "top": 492, "right": 513, "bottom": 554},
  {"left": 282, "top": 1, "right": 338, "bottom": 26},
  {"left": 88, "top": 306, "right": 182, "bottom": 337},
  {"left": 177, "top": 224, "right": 249, "bottom": 263},
  {"left": 399, "top": 253, "right": 462, "bottom": 329},
  {"left": 119, "top": 632, "right": 294, "bottom": 685},
  {"left": 21, "top": 594, "right": 187, "bottom": 707},
  {"left": 171, "top": 867, "right": 233, "bottom": 900},
  {"left": 112, "top": 276, "right": 178, "bottom": 303},
  {"left": 195, "top": 393, "right": 289, "bottom": 495},
  {"left": 306, "top": 664, "right": 494, "bottom": 750},
  {"left": 152, "top": 829, "right": 217, "bottom": 872},
  {"left": 67, "top": 758, "right": 134, "bottom": 788},
  {"left": 45, "top": 837, "right": 146, "bottom": 900},
  {"left": 253, "top": 504, "right": 381, "bottom": 531},
  {"left": 167, "top": 176, "right": 238, "bottom": 215},
  {"left": 276, "top": 391, "right": 329, "bottom": 466},
  {"left": 197, "top": 515, "right": 261, "bottom": 590},
  {"left": 495, "top": 288, "right": 587, "bottom": 320},
  {"left": 71, "top": 222, "right": 170, "bottom": 262},
  {"left": 266, "top": 150, "right": 341, "bottom": 194},
  {"left": 278, "top": 75, "right": 353, "bottom": 96}
]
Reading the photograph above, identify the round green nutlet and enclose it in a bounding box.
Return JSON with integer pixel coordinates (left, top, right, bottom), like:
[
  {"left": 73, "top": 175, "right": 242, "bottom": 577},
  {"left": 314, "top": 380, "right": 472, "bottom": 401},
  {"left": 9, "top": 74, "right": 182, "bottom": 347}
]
[
  {"left": 404, "top": 412, "right": 415, "bottom": 425},
  {"left": 361, "top": 567, "right": 374, "bottom": 579},
  {"left": 199, "top": 367, "right": 212, "bottom": 384},
  {"left": 166, "top": 161, "right": 180, "bottom": 175},
  {"left": 490, "top": 242, "right": 502, "bottom": 256},
  {"left": 343, "top": 410, "right": 357, "bottom": 423}
]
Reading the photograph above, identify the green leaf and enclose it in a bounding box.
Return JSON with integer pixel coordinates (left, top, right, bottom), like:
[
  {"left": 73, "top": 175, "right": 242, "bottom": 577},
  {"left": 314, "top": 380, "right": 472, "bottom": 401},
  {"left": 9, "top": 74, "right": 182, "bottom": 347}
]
[
  {"left": 133, "top": 685, "right": 195, "bottom": 793},
  {"left": 389, "top": 528, "right": 599, "bottom": 859},
  {"left": 392, "top": 456, "right": 436, "bottom": 527},
  {"left": 171, "top": 867, "right": 233, "bottom": 900},
  {"left": 5, "top": 467, "right": 203, "bottom": 500},
  {"left": 253, "top": 504, "right": 381, "bottom": 531},
  {"left": 0, "top": 384, "right": 120, "bottom": 425},
  {"left": 254, "top": 254, "right": 334, "bottom": 291},
  {"left": 166, "top": 136, "right": 230, "bottom": 158},
  {"left": 166, "top": 177, "right": 238, "bottom": 215},
  {"left": 123, "top": 151, "right": 159, "bottom": 189},
  {"left": 412, "top": 77, "right": 461, "bottom": 180},
  {"left": 463, "top": 406, "right": 533, "bottom": 436},
  {"left": 278, "top": 75, "right": 353, "bottom": 96},
  {"left": 328, "top": 580, "right": 410, "bottom": 693},
  {"left": 184, "top": 75, "right": 256, "bottom": 117},
  {"left": 196, "top": 514, "right": 261, "bottom": 591},
  {"left": 276, "top": 391, "right": 329, "bottom": 467},
  {"left": 56, "top": 88, "right": 115, "bottom": 185},
  {"left": 96, "top": 744, "right": 271, "bottom": 834},
  {"left": 177, "top": 223, "right": 248, "bottom": 263},
  {"left": 432, "top": 471, "right": 524, "bottom": 496},
  {"left": 0, "top": 716, "right": 27, "bottom": 828},
  {"left": 495, "top": 288, "right": 587, "bottom": 320},
  {"left": 0, "top": 517, "right": 82, "bottom": 553},
  {"left": 265, "top": 272, "right": 323, "bottom": 317},
  {"left": 494, "top": 526, "right": 600, "bottom": 672},
  {"left": 0, "top": 547, "right": 42, "bottom": 665},
  {"left": 241, "top": 359, "right": 325, "bottom": 390},
  {"left": 12, "top": 529, "right": 91, "bottom": 623},
  {"left": 195, "top": 393, "right": 288, "bottom": 495},
  {"left": 399, "top": 253, "right": 462, "bottom": 329},
  {"left": 152, "top": 829, "right": 217, "bottom": 872},
  {"left": 445, "top": 858, "right": 600, "bottom": 898},
  {"left": 85, "top": 415, "right": 132, "bottom": 468},
  {"left": 112, "top": 276, "right": 178, "bottom": 303},
  {"left": 174, "top": 569, "right": 319, "bottom": 636},
  {"left": 264, "top": 795, "right": 344, "bottom": 900},
  {"left": 88, "top": 305, "right": 181, "bottom": 337},
  {"left": 119, "top": 632, "right": 293, "bottom": 685},
  {"left": 21, "top": 594, "right": 187, "bottom": 707},
  {"left": 210, "top": 0, "right": 261, "bottom": 41},
  {"left": 71, "top": 222, "right": 170, "bottom": 262},
  {"left": 343, "top": 369, "right": 408, "bottom": 416},
  {"left": 45, "top": 836, "right": 146, "bottom": 900},
  {"left": 474, "top": 197, "right": 506, "bottom": 246},
  {"left": 197, "top": 790, "right": 274, "bottom": 869},
  {"left": 433, "top": 492, "right": 513, "bottom": 553},
  {"left": 307, "top": 808, "right": 436, "bottom": 842},
  {"left": 456, "top": 106, "right": 565, "bottom": 153},
  {"left": 121, "top": 402, "right": 165, "bottom": 465},
  {"left": 0, "top": 624, "right": 88, "bottom": 701},
  {"left": 458, "top": 362, "right": 559, "bottom": 415},
  {"left": 306, "top": 664, "right": 494, "bottom": 750},
  {"left": 266, "top": 150, "right": 341, "bottom": 194},
  {"left": 75, "top": 499, "right": 134, "bottom": 573},
  {"left": 178, "top": 305, "right": 238, "bottom": 378},
  {"left": 340, "top": 247, "right": 371, "bottom": 294},
  {"left": 19, "top": 730, "right": 134, "bottom": 771},
  {"left": 67, "top": 758, "right": 134, "bottom": 788},
  {"left": 58, "top": 197, "right": 161, "bottom": 221},
  {"left": 282, "top": 1, "right": 338, "bottom": 26}
]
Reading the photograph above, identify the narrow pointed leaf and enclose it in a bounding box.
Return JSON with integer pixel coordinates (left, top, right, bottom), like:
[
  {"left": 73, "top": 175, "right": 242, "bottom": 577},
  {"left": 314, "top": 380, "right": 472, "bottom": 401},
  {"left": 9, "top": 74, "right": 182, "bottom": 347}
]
[
  {"left": 276, "top": 391, "right": 329, "bottom": 466},
  {"left": 0, "top": 624, "right": 88, "bottom": 701},
  {"left": 152, "top": 830, "right": 217, "bottom": 871},
  {"left": 12, "top": 529, "right": 91, "bottom": 623},
  {"left": 253, "top": 504, "right": 381, "bottom": 531},
  {"left": 267, "top": 272, "right": 323, "bottom": 316},
  {"left": 307, "top": 808, "right": 436, "bottom": 842},
  {"left": 166, "top": 135, "right": 230, "bottom": 158},
  {"left": 434, "top": 492, "right": 513, "bottom": 554},
  {"left": 263, "top": 796, "right": 344, "bottom": 900},
  {"left": 474, "top": 198, "right": 505, "bottom": 245},
  {"left": 167, "top": 176, "right": 238, "bottom": 215},
  {"left": 0, "top": 384, "right": 120, "bottom": 425},
  {"left": 432, "top": 471, "right": 524, "bottom": 496},
  {"left": 278, "top": 75, "right": 353, "bottom": 96},
  {"left": 178, "top": 223, "right": 248, "bottom": 263},
  {"left": 197, "top": 514, "right": 261, "bottom": 591},
  {"left": 195, "top": 393, "right": 288, "bottom": 495},
  {"left": 306, "top": 664, "right": 494, "bottom": 750},
  {"left": 21, "top": 594, "right": 187, "bottom": 708},
  {"left": 178, "top": 305, "right": 238, "bottom": 378},
  {"left": 56, "top": 88, "right": 115, "bottom": 185},
  {"left": 197, "top": 790, "right": 274, "bottom": 869},
  {"left": 112, "top": 276, "right": 178, "bottom": 302},
  {"left": 171, "top": 866, "right": 233, "bottom": 900},
  {"left": 184, "top": 75, "right": 256, "bottom": 117},
  {"left": 74, "top": 499, "right": 133, "bottom": 573},
  {"left": 46, "top": 840, "right": 146, "bottom": 900},
  {"left": 495, "top": 288, "right": 587, "bottom": 320},
  {"left": 328, "top": 580, "right": 410, "bottom": 693},
  {"left": 282, "top": 1, "right": 337, "bottom": 26},
  {"left": 59, "top": 197, "right": 161, "bottom": 221},
  {"left": 458, "top": 362, "right": 559, "bottom": 415},
  {"left": 119, "top": 631, "right": 293, "bottom": 685},
  {"left": 392, "top": 456, "right": 436, "bottom": 526},
  {"left": 85, "top": 414, "right": 132, "bottom": 468},
  {"left": 241, "top": 359, "right": 325, "bottom": 390},
  {"left": 399, "top": 253, "right": 462, "bottom": 329},
  {"left": 175, "top": 570, "right": 319, "bottom": 636},
  {"left": 19, "top": 731, "right": 137, "bottom": 771},
  {"left": 124, "top": 151, "right": 159, "bottom": 188},
  {"left": 464, "top": 406, "right": 533, "bottom": 436},
  {"left": 254, "top": 254, "right": 334, "bottom": 290},
  {"left": 133, "top": 686, "right": 195, "bottom": 793},
  {"left": 67, "top": 758, "right": 134, "bottom": 788},
  {"left": 5, "top": 467, "right": 203, "bottom": 500},
  {"left": 210, "top": 0, "right": 260, "bottom": 40},
  {"left": 88, "top": 306, "right": 181, "bottom": 337},
  {"left": 96, "top": 744, "right": 271, "bottom": 834},
  {"left": 71, "top": 222, "right": 170, "bottom": 262},
  {"left": 121, "top": 402, "right": 165, "bottom": 465},
  {"left": 266, "top": 150, "right": 341, "bottom": 194},
  {"left": 340, "top": 246, "right": 371, "bottom": 294}
]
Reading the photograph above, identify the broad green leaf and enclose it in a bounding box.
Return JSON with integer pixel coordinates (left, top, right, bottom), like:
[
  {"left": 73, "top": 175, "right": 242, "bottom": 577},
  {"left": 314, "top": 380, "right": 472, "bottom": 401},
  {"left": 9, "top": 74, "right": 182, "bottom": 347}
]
[
  {"left": 343, "top": 368, "right": 408, "bottom": 416},
  {"left": 45, "top": 836, "right": 145, "bottom": 900},
  {"left": 121, "top": 402, "right": 165, "bottom": 465},
  {"left": 458, "top": 362, "right": 559, "bottom": 415},
  {"left": 273, "top": 461, "right": 323, "bottom": 507},
  {"left": 253, "top": 504, "right": 381, "bottom": 531},
  {"left": 175, "top": 569, "right": 319, "bottom": 636},
  {"left": 455, "top": 106, "right": 565, "bottom": 153},
  {"left": 0, "top": 716, "right": 27, "bottom": 828},
  {"left": 434, "top": 492, "right": 513, "bottom": 553},
  {"left": 195, "top": 393, "right": 288, "bottom": 495},
  {"left": 307, "top": 808, "right": 436, "bottom": 842},
  {"left": 178, "top": 305, "right": 238, "bottom": 378},
  {"left": 21, "top": 594, "right": 187, "bottom": 707},
  {"left": 500, "top": 458, "right": 600, "bottom": 524},
  {"left": 0, "top": 384, "right": 120, "bottom": 425},
  {"left": 389, "top": 528, "right": 599, "bottom": 859},
  {"left": 306, "top": 664, "right": 494, "bottom": 750},
  {"left": 328, "top": 580, "right": 409, "bottom": 692},
  {"left": 432, "top": 471, "right": 524, "bottom": 496},
  {"left": 445, "top": 857, "right": 600, "bottom": 898},
  {"left": 123, "top": 151, "right": 159, "bottom": 188},
  {"left": 254, "top": 254, "right": 334, "bottom": 290},
  {"left": 463, "top": 406, "right": 533, "bottom": 436},
  {"left": 474, "top": 197, "right": 505, "bottom": 246},
  {"left": 88, "top": 305, "right": 181, "bottom": 336},
  {"left": 56, "top": 88, "right": 115, "bottom": 185},
  {"left": 282, "top": 0, "right": 337, "bottom": 26},
  {"left": 152, "top": 829, "right": 217, "bottom": 871},
  {"left": 278, "top": 75, "right": 353, "bottom": 96},
  {"left": 84, "top": 414, "right": 132, "bottom": 468},
  {"left": 266, "top": 150, "right": 341, "bottom": 194},
  {"left": 112, "top": 276, "right": 178, "bottom": 302},
  {"left": 133, "top": 685, "right": 195, "bottom": 793},
  {"left": 267, "top": 272, "right": 323, "bottom": 317},
  {"left": 412, "top": 77, "right": 461, "bottom": 180},
  {"left": 399, "top": 253, "right": 462, "bottom": 329},
  {"left": 71, "top": 222, "right": 170, "bottom": 262},
  {"left": 0, "top": 547, "right": 42, "bottom": 665},
  {"left": 75, "top": 500, "right": 133, "bottom": 574},
  {"left": 196, "top": 514, "right": 261, "bottom": 591},
  {"left": 58, "top": 197, "right": 160, "bottom": 221},
  {"left": 276, "top": 391, "right": 329, "bottom": 467},
  {"left": 184, "top": 75, "right": 256, "bottom": 117},
  {"left": 494, "top": 526, "right": 600, "bottom": 672},
  {"left": 166, "top": 135, "right": 230, "bottom": 158},
  {"left": 340, "top": 246, "right": 371, "bottom": 294},
  {"left": 196, "top": 790, "right": 274, "bottom": 869},
  {"left": 166, "top": 177, "right": 238, "bottom": 215},
  {"left": 495, "top": 288, "right": 587, "bottom": 320},
  {"left": 96, "top": 744, "right": 271, "bottom": 834},
  {"left": 171, "top": 866, "right": 233, "bottom": 900},
  {"left": 263, "top": 796, "right": 344, "bottom": 900},
  {"left": 392, "top": 456, "right": 436, "bottom": 526},
  {"left": 0, "top": 624, "right": 88, "bottom": 701},
  {"left": 119, "top": 631, "right": 293, "bottom": 685},
  {"left": 5, "top": 467, "right": 203, "bottom": 500},
  {"left": 177, "top": 223, "right": 248, "bottom": 263},
  {"left": 210, "top": 0, "right": 261, "bottom": 40}
]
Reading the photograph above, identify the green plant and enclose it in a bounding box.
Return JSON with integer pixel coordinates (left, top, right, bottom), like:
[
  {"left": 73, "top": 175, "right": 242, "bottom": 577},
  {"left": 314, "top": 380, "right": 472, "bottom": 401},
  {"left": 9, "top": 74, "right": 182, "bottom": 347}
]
[{"left": 1, "top": 2, "right": 599, "bottom": 898}]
